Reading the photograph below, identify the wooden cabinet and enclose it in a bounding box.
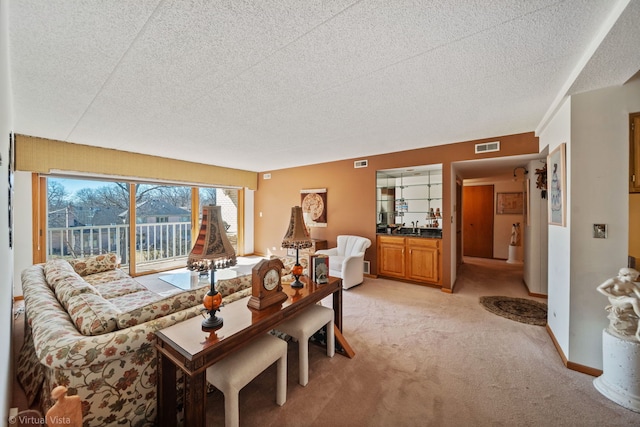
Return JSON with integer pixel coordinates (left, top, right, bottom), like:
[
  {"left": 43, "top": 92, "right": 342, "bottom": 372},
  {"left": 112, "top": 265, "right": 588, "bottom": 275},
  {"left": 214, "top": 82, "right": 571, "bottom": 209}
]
[
  {"left": 407, "top": 238, "right": 440, "bottom": 283},
  {"left": 377, "top": 236, "right": 406, "bottom": 278},
  {"left": 377, "top": 235, "right": 441, "bottom": 285}
]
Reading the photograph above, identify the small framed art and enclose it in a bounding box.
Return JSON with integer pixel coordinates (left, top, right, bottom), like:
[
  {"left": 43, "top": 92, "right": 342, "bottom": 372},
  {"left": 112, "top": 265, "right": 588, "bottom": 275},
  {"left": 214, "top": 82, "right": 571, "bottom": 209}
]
[
  {"left": 548, "top": 143, "right": 566, "bottom": 226},
  {"left": 309, "top": 254, "right": 329, "bottom": 284},
  {"left": 496, "top": 192, "right": 523, "bottom": 215}
]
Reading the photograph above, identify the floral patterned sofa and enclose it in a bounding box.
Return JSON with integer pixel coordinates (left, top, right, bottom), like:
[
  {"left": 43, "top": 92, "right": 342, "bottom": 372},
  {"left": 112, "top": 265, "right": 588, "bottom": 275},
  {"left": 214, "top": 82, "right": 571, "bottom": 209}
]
[{"left": 17, "top": 254, "right": 253, "bottom": 426}]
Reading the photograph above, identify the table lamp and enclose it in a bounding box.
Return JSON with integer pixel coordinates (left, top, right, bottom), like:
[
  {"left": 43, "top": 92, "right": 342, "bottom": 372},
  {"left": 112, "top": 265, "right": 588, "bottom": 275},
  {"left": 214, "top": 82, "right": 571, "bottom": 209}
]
[
  {"left": 281, "top": 206, "right": 312, "bottom": 288},
  {"left": 187, "top": 205, "right": 237, "bottom": 330}
]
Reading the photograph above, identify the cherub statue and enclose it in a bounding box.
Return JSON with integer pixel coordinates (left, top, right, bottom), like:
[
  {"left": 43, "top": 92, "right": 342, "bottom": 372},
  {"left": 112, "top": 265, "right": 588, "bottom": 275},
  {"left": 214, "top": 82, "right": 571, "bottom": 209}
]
[
  {"left": 597, "top": 267, "right": 640, "bottom": 341},
  {"left": 46, "top": 385, "right": 83, "bottom": 427}
]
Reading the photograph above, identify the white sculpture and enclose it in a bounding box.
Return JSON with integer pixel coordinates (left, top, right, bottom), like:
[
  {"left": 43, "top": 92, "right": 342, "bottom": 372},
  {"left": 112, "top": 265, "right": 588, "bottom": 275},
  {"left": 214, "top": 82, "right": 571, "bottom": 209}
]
[
  {"left": 597, "top": 267, "right": 640, "bottom": 342},
  {"left": 509, "top": 223, "right": 521, "bottom": 246}
]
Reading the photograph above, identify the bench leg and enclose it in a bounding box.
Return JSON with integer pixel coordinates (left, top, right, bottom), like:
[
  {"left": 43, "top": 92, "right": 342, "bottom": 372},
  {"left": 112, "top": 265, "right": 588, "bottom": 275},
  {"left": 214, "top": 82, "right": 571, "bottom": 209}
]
[
  {"left": 299, "top": 339, "right": 309, "bottom": 387},
  {"left": 327, "top": 320, "right": 335, "bottom": 357},
  {"left": 276, "top": 354, "right": 287, "bottom": 406},
  {"left": 224, "top": 389, "right": 240, "bottom": 427}
]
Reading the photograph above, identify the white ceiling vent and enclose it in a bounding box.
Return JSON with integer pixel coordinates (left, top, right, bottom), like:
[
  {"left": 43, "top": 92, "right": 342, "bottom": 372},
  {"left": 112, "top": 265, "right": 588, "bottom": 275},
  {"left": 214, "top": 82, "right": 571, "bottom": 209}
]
[
  {"left": 354, "top": 159, "right": 368, "bottom": 168},
  {"left": 475, "top": 141, "right": 500, "bottom": 154}
]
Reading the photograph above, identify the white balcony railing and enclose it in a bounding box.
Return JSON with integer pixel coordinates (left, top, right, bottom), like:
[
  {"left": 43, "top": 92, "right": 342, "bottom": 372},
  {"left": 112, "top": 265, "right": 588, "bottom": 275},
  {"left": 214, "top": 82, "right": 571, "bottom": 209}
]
[{"left": 47, "top": 222, "right": 194, "bottom": 267}]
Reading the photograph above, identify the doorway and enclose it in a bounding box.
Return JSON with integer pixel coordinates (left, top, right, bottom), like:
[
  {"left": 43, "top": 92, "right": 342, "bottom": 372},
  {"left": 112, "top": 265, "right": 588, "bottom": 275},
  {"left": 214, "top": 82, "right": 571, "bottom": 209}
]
[{"left": 462, "top": 185, "right": 494, "bottom": 258}]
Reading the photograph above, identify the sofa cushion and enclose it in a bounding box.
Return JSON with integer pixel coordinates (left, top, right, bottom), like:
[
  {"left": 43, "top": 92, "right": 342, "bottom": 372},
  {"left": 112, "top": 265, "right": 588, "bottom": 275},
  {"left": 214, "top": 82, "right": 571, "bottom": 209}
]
[
  {"left": 69, "top": 253, "right": 118, "bottom": 277},
  {"left": 115, "top": 287, "right": 208, "bottom": 328},
  {"left": 108, "top": 291, "right": 164, "bottom": 313},
  {"left": 220, "top": 286, "right": 252, "bottom": 304},
  {"left": 216, "top": 275, "right": 252, "bottom": 298},
  {"left": 54, "top": 275, "right": 101, "bottom": 311},
  {"left": 83, "top": 268, "right": 131, "bottom": 285},
  {"left": 43, "top": 258, "right": 80, "bottom": 289},
  {"left": 66, "top": 293, "right": 120, "bottom": 335},
  {"left": 92, "top": 278, "right": 148, "bottom": 299}
]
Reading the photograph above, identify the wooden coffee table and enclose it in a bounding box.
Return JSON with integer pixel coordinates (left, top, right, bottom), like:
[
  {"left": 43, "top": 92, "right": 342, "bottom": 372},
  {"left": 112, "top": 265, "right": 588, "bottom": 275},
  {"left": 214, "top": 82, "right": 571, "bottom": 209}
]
[{"left": 155, "top": 276, "right": 351, "bottom": 427}]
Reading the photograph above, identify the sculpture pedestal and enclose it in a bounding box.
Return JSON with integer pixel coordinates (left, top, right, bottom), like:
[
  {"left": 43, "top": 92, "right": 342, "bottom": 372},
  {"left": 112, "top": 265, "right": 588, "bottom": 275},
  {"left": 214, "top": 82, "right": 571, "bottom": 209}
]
[
  {"left": 593, "top": 329, "right": 640, "bottom": 412},
  {"left": 506, "top": 245, "right": 523, "bottom": 264}
]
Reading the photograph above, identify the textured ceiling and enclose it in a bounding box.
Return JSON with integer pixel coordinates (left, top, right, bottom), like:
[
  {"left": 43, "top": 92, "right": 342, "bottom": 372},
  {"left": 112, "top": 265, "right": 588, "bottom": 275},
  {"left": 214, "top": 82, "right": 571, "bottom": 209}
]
[{"left": 8, "top": 0, "right": 640, "bottom": 174}]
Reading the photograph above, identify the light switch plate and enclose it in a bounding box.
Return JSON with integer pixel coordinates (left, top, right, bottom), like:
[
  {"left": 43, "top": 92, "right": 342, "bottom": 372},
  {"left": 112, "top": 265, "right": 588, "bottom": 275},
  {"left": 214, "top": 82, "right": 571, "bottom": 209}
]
[{"left": 593, "top": 224, "right": 607, "bottom": 239}]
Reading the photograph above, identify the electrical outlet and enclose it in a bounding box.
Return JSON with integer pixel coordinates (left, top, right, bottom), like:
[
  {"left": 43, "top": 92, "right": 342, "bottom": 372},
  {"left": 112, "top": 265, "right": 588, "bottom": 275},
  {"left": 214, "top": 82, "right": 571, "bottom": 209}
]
[{"left": 9, "top": 407, "right": 18, "bottom": 424}]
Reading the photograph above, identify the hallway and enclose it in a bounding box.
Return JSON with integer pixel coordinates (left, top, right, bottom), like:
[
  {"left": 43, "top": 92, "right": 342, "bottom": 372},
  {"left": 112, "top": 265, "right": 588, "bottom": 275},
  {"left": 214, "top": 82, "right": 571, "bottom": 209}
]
[{"left": 454, "top": 256, "right": 541, "bottom": 301}]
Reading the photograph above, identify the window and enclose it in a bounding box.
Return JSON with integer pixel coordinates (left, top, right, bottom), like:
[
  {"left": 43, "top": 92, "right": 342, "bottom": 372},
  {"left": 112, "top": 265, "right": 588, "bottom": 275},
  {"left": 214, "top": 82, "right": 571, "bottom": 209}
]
[
  {"left": 46, "top": 177, "right": 131, "bottom": 272},
  {"left": 199, "top": 187, "right": 239, "bottom": 253},
  {"left": 41, "top": 176, "right": 240, "bottom": 276}
]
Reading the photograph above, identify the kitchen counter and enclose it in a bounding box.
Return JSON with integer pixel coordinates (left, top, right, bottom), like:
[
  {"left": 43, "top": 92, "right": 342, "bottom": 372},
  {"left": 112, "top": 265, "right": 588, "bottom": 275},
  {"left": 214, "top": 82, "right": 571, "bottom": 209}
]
[{"left": 376, "top": 229, "right": 442, "bottom": 239}]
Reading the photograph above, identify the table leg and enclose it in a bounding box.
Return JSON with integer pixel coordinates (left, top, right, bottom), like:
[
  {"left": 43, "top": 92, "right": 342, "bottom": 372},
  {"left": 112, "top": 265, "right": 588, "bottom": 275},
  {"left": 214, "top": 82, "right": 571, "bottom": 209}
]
[
  {"left": 332, "top": 285, "right": 355, "bottom": 358},
  {"left": 157, "top": 352, "right": 176, "bottom": 427},
  {"left": 333, "top": 286, "right": 343, "bottom": 332},
  {"left": 183, "top": 371, "right": 207, "bottom": 427}
]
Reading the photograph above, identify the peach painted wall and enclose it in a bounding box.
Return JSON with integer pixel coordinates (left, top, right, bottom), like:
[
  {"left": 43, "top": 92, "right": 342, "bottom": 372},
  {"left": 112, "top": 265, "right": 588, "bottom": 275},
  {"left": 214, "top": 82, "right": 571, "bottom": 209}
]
[{"left": 254, "top": 132, "right": 538, "bottom": 290}]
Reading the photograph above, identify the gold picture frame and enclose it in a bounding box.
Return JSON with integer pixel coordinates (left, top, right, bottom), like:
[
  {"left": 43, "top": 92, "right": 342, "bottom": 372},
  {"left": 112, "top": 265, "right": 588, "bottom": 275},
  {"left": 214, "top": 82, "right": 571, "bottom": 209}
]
[{"left": 496, "top": 192, "right": 523, "bottom": 215}]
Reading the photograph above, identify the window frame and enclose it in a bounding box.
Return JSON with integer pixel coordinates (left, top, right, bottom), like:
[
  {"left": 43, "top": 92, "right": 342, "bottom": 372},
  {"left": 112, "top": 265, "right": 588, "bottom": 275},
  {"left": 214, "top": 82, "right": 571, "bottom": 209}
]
[{"left": 33, "top": 173, "right": 244, "bottom": 276}]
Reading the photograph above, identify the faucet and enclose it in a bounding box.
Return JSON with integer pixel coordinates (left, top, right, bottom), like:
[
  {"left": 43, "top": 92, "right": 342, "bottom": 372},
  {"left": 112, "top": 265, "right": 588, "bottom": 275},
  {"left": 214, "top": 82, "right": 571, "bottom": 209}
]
[{"left": 411, "top": 221, "right": 416, "bottom": 233}]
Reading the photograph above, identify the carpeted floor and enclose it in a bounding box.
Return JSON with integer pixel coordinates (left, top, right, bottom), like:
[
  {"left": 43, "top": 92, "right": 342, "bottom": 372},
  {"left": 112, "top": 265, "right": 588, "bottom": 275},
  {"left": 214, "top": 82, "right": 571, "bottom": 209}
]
[
  {"left": 12, "top": 257, "right": 640, "bottom": 426},
  {"left": 203, "top": 257, "right": 640, "bottom": 426}
]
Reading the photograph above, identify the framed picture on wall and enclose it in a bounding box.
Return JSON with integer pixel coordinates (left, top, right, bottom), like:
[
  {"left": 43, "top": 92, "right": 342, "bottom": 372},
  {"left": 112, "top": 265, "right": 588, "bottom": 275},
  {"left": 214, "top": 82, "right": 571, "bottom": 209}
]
[
  {"left": 8, "top": 132, "right": 14, "bottom": 249},
  {"left": 496, "top": 192, "right": 523, "bottom": 215},
  {"left": 524, "top": 178, "right": 530, "bottom": 226},
  {"left": 548, "top": 143, "right": 566, "bottom": 226},
  {"left": 301, "top": 188, "right": 327, "bottom": 227}
]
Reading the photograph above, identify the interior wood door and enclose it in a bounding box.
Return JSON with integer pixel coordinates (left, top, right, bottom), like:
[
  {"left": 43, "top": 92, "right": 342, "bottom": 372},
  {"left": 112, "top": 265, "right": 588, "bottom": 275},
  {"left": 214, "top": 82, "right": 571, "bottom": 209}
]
[
  {"left": 456, "top": 178, "right": 463, "bottom": 268},
  {"left": 630, "top": 113, "right": 640, "bottom": 192},
  {"left": 462, "top": 185, "right": 494, "bottom": 258}
]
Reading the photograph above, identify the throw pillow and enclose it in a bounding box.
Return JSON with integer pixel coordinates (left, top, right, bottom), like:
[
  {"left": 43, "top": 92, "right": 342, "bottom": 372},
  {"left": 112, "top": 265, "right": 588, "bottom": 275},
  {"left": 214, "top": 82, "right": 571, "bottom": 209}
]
[{"left": 69, "top": 253, "right": 118, "bottom": 276}]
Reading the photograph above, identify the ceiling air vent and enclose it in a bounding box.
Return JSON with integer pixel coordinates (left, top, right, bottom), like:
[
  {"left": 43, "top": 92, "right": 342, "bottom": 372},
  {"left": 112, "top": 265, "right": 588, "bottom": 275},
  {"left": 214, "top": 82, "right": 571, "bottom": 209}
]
[
  {"left": 354, "top": 159, "right": 368, "bottom": 168},
  {"left": 475, "top": 141, "right": 500, "bottom": 154}
]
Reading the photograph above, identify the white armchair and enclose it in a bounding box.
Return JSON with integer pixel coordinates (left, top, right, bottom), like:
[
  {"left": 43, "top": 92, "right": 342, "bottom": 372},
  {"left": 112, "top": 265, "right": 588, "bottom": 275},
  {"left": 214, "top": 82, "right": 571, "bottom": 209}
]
[{"left": 315, "top": 235, "right": 371, "bottom": 289}]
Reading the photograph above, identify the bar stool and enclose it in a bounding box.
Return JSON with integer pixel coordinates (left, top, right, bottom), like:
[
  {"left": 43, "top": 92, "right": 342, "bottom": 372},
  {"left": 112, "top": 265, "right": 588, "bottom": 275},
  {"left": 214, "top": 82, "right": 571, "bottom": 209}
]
[
  {"left": 276, "top": 304, "right": 334, "bottom": 386},
  {"left": 206, "top": 334, "right": 287, "bottom": 427}
]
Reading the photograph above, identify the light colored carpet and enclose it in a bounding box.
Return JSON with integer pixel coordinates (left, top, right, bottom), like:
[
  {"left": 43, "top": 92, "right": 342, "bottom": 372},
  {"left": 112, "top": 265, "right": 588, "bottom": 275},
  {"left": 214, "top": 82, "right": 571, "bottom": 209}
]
[
  {"left": 12, "top": 257, "right": 640, "bottom": 425},
  {"left": 204, "top": 257, "right": 640, "bottom": 426}
]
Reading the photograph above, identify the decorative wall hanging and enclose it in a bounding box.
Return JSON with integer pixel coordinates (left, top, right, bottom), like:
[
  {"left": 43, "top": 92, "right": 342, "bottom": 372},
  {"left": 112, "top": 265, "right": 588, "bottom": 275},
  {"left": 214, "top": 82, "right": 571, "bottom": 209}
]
[
  {"left": 535, "top": 163, "right": 547, "bottom": 199},
  {"left": 524, "top": 179, "right": 530, "bottom": 226},
  {"left": 301, "top": 188, "right": 327, "bottom": 227},
  {"left": 548, "top": 143, "right": 566, "bottom": 226},
  {"left": 496, "top": 192, "right": 524, "bottom": 215},
  {"left": 8, "top": 132, "right": 14, "bottom": 249}
]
